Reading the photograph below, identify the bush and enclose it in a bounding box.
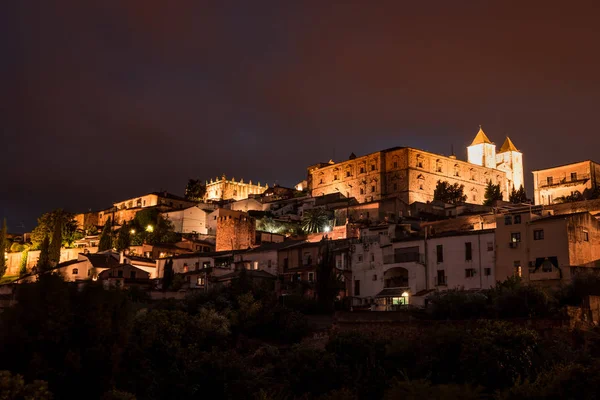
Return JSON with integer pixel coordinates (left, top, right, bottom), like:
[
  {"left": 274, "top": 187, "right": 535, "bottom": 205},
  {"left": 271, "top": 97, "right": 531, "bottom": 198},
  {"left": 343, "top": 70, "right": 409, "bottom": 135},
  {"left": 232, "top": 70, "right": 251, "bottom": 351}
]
[
  {"left": 428, "top": 290, "right": 489, "bottom": 319},
  {"left": 384, "top": 379, "right": 484, "bottom": 400}
]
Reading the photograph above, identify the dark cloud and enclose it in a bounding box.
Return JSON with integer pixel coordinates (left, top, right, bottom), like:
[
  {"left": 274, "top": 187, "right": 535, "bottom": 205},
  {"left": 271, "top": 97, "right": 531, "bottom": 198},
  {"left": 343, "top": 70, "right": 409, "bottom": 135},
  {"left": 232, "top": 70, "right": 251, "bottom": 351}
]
[{"left": 2, "top": 0, "right": 600, "bottom": 231}]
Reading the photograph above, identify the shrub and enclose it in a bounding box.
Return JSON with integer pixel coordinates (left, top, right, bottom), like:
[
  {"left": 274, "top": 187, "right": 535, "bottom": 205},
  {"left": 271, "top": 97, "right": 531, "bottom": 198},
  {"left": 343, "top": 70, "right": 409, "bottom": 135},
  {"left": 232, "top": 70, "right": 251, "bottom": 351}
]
[{"left": 428, "top": 290, "right": 489, "bottom": 319}]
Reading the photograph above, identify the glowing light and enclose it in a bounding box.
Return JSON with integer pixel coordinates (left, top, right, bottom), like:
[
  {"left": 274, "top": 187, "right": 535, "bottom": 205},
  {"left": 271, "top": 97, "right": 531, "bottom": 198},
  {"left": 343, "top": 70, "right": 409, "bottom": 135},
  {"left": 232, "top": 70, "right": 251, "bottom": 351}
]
[
  {"left": 130, "top": 229, "right": 136, "bottom": 234},
  {"left": 323, "top": 226, "right": 331, "bottom": 232},
  {"left": 146, "top": 225, "right": 154, "bottom": 232},
  {"left": 401, "top": 291, "right": 409, "bottom": 298}
]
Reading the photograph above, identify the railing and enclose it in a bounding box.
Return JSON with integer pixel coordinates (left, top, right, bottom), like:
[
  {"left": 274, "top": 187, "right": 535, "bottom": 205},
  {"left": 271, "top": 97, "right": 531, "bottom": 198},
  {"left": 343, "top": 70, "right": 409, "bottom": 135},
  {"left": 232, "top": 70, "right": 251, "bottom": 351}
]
[
  {"left": 383, "top": 253, "right": 425, "bottom": 265},
  {"left": 538, "top": 174, "right": 590, "bottom": 188}
]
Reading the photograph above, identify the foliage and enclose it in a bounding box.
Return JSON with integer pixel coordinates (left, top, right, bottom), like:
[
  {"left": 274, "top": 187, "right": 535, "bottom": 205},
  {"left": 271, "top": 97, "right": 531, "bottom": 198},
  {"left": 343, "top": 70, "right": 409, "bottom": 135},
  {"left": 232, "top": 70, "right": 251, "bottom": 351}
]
[
  {"left": 30, "top": 209, "right": 78, "bottom": 249},
  {"left": 115, "top": 222, "right": 131, "bottom": 252},
  {"left": 48, "top": 216, "right": 62, "bottom": 267},
  {"left": 184, "top": 178, "right": 206, "bottom": 201},
  {"left": 130, "top": 209, "right": 179, "bottom": 245},
  {"left": 98, "top": 218, "right": 113, "bottom": 252},
  {"left": 0, "top": 219, "right": 6, "bottom": 278},
  {"left": 483, "top": 180, "right": 503, "bottom": 206},
  {"left": 256, "top": 217, "right": 301, "bottom": 235},
  {"left": 433, "top": 181, "right": 467, "bottom": 204},
  {"left": 0, "top": 370, "right": 52, "bottom": 400},
  {"left": 316, "top": 240, "right": 343, "bottom": 313},
  {"left": 428, "top": 290, "right": 488, "bottom": 320},
  {"left": 302, "top": 208, "right": 333, "bottom": 233},
  {"left": 509, "top": 185, "right": 528, "bottom": 204},
  {"left": 555, "top": 271, "right": 600, "bottom": 306},
  {"left": 19, "top": 249, "right": 29, "bottom": 276},
  {"left": 555, "top": 190, "right": 584, "bottom": 204},
  {"left": 10, "top": 242, "right": 26, "bottom": 253},
  {"left": 384, "top": 379, "right": 484, "bottom": 400},
  {"left": 36, "top": 236, "right": 51, "bottom": 272}
]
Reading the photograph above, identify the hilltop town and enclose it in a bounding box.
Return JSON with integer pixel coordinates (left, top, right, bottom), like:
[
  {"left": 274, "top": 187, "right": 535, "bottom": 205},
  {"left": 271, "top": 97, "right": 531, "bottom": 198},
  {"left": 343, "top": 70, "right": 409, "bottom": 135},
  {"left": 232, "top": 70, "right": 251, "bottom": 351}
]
[{"left": 2, "top": 127, "right": 599, "bottom": 310}]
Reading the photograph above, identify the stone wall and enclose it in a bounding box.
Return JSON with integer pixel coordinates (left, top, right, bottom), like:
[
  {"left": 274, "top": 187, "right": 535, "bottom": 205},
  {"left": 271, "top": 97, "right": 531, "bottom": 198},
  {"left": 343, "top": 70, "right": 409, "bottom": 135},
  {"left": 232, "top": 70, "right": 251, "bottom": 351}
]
[
  {"left": 205, "top": 176, "right": 266, "bottom": 202},
  {"left": 215, "top": 210, "right": 256, "bottom": 251},
  {"left": 4, "top": 247, "right": 98, "bottom": 276}
]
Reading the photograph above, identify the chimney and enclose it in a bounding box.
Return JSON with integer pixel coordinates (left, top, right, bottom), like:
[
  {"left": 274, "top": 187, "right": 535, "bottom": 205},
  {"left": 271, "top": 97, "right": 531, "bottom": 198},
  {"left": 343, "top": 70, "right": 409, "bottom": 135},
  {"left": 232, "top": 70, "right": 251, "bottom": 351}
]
[{"left": 119, "top": 251, "right": 125, "bottom": 264}]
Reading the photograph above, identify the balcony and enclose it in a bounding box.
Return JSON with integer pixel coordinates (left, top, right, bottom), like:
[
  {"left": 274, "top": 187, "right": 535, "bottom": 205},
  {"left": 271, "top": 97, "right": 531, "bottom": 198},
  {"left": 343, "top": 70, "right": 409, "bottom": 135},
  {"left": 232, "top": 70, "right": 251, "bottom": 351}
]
[
  {"left": 538, "top": 174, "right": 590, "bottom": 188},
  {"left": 383, "top": 253, "right": 425, "bottom": 265}
]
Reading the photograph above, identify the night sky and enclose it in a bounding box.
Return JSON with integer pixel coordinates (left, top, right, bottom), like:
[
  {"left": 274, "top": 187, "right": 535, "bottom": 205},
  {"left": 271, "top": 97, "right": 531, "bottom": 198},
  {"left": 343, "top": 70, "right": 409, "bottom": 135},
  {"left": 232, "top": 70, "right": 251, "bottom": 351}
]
[{"left": 2, "top": 1, "right": 600, "bottom": 232}]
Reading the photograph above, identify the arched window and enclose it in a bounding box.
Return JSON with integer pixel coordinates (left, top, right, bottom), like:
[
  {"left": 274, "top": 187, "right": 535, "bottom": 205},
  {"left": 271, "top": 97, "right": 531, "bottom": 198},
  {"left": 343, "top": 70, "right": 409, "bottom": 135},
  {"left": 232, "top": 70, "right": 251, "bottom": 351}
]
[
  {"left": 454, "top": 164, "right": 460, "bottom": 177},
  {"left": 470, "top": 168, "right": 476, "bottom": 180},
  {"left": 416, "top": 154, "right": 424, "bottom": 168},
  {"left": 436, "top": 159, "right": 442, "bottom": 173},
  {"left": 72, "top": 268, "right": 79, "bottom": 275}
]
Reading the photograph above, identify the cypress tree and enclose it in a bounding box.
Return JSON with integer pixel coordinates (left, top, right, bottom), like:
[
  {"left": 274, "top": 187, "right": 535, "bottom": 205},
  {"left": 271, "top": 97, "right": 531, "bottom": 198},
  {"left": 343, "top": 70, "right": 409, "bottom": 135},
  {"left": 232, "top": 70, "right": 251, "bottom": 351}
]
[
  {"left": 483, "top": 181, "right": 503, "bottom": 206},
  {"left": 48, "top": 216, "right": 63, "bottom": 267},
  {"left": 0, "top": 219, "right": 6, "bottom": 278},
  {"left": 19, "top": 248, "right": 29, "bottom": 276},
  {"left": 98, "top": 218, "right": 113, "bottom": 252},
  {"left": 163, "top": 259, "right": 174, "bottom": 291},
  {"left": 37, "top": 235, "right": 51, "bottom": 273},
  {"left": 116, "top": 222, "right": 131, "bottom": 252}
]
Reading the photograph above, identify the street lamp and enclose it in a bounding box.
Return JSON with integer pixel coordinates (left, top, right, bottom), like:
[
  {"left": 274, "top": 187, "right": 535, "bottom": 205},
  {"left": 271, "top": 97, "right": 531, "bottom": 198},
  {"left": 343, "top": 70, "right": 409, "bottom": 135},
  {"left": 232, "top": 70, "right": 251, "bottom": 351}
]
[{"left": 146, "top": 225, "right": 154, "bottom": 232}]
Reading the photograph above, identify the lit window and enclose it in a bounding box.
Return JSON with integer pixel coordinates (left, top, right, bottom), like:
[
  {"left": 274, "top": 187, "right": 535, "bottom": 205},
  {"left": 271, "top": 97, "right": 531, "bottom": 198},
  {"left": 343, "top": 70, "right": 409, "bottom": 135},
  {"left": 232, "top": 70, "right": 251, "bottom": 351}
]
[
  {"left": 183, "top": 263, "right": 189, "bottom": 273},
  {"left": 197, "top": 277, "right": 205, "bottom": 286},
  {"left": 511, "top": 232, "right": 521, "bottom": 243},
  {"left": 513, "top": 261, "right": 521, "bottom": 277}
]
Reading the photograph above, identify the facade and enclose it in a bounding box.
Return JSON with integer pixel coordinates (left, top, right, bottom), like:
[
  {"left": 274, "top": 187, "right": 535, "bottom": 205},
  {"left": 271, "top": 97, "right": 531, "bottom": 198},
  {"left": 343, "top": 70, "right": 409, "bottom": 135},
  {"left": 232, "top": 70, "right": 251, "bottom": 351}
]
[
  {"left": 215, "top": 209, "right": 256, "bottom": 251},
  {"left": 73, "top": 211, "right": 99, "bottom": 232},
  {"left": 204, "top": 175, "right": 267, "bottom": 202},
  {"left": 532, "top": 160, "right": 600, "bottom": 205},
  {"left": 161, "top": 206, "right": 213, "bottom": 234},
  {"left": 351, "top": 225, "right": 496, "bottom": 309},
  {"left": 308, "top": 128, "right": 521, "bottom": 206},
  {"left": 495, "top": 209, "right": 600, "bottom": 285}
]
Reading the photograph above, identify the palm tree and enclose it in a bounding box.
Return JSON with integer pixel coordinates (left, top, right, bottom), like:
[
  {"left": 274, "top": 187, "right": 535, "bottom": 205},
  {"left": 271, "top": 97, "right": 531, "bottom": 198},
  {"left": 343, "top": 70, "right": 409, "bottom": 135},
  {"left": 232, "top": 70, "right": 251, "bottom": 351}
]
[{"left": 302, "top": 208, "right": 332, "bottom": 233}]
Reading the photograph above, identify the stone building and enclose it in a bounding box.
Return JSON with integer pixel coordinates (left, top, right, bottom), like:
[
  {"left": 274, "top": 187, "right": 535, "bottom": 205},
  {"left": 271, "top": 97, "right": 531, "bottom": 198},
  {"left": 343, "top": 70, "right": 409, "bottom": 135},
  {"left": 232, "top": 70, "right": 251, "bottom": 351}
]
[
  {"left": 495, "top": 208, "right": 600, "bottom": 285},
  {"left": 215, "top": 209, "right": 256, "bottom": 251},
  {"left": 204, "top": 174, "right": 267, "bottom": 202},
  {"left": 532, "top": 160, "right": 600, "bottom": 205},
  {"left": 307, "top": 128, "right": 523, "bottom": 206}
]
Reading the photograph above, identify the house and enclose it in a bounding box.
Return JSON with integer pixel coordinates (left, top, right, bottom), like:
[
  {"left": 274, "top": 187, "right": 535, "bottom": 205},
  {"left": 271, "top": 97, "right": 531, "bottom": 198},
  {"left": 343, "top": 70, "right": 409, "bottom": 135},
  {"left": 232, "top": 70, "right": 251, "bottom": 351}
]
[
  {"left": 161, "top": 206, "right": 214, "bottom": 234},
  {"left": 532, "top": 160, "right": 600, "bottom": 205},
  {"left": 98, "top": 264, "right": 152, "bottom": 289},
  {"left": 495, "top": 208, "right": 600, "bottom": 285}
]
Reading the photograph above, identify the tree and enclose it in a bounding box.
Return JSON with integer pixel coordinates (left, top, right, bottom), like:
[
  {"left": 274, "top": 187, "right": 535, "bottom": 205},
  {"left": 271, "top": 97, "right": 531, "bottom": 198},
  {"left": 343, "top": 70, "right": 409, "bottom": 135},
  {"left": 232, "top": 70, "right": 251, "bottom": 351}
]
[
  {"left": 30, "top": 209, "right": 78, "bottom": 249},
  {"left": 0, "top": 370, "right": 52, "bottom": 400},
  {"left": 116, "top": 222, "right": 131, "bottom": 252},
  {"left": 555, "top": 190, "right": 584, "bottom": 204},
  {"left": 48, "top": 216, "right": 63, "bottom": 267},
  {"left": 315, "top": 240, "right": 343, "bottom": 312},
  {"left": 19, "top": 248, "right": 29, "bottom": 276},
  {"left": 0, "top": 219, "right": 6, "bottom": 278},
  {"left": 509, "top": 185, "right": 528, "bottom": 204},
  {"left": 483, "top": 181, "right": 503, "bottom": 206},
  {"left": 302, "top": 208, "right": 332, "bottom": 233},
  {"left": 37, "top": 235, "right": 51, "bottom": 272},
  {"left": 185, "top": 178, "right": 206, "bottom": 201},
  {"left": 98, "top": 218, "right": 113, "bottom": 252},
  {"left": 163, "top": 259, "right": 174, "bottom": 291},
  {"left": 433, "top": 181, "right": 467, "bottom": 204}
]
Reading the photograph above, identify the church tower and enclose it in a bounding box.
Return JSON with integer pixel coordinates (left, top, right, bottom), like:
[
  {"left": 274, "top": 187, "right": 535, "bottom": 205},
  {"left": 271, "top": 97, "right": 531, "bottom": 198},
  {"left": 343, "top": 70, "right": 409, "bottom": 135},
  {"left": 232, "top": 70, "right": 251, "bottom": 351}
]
[
  {"left": 496, "top": 136, "right": 524, "bottom": 190},
  {"left": 467, "top": 126, "right": 496, "bottom": 169}
]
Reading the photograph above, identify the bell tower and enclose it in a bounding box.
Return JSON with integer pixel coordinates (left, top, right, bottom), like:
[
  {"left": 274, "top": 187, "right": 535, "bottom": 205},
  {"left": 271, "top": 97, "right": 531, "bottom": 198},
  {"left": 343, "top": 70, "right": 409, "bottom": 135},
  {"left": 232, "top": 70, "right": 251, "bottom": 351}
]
[
  {"left": 496, "top": 136, "right": 524, "bottom": 190},
  {"left": 467, "top": 126, "right": 496, "bottom": 169}
]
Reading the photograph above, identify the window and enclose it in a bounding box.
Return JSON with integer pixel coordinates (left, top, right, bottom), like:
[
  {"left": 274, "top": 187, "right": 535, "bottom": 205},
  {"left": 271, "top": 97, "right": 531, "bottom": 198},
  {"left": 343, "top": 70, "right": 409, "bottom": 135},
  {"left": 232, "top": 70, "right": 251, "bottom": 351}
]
[
  {"left": 513, "top": 261, "right": 521, "bottom": 277},
  {"left": 465, "top": 242, "right": 472, "bottom": 261},
  {"left": 357, "top": 254, "right": 363, "bottom": 262},
  {"left": 346, "top": 171, "right": 351, "bottom": 177},
  {"left": 393, "top": 161, "right": 398, "bottom": 168},
  {"left": 130, "top": 271, "right": 136, "bottom": 279},
  {"left": 484, "top": 268, "right": 491, "bottom": 276},
  {"left": 253, "top": 261, "right": 258, "bottom": 270},
  {"left": 436, "top": 160, "right": 442, "bottom": 172},
  {"left": 372, "top": 274, "right": 377, "bottom": 281},
  {"left": 487, "top": 242, "right": 494, "bottom": 251},
  {"left": 87, "top": 269, "right": 92, "bottom": 277},
  {"left": 465, "top": 268, "right": 475, "bottom": 278},
  {"left": 419, "top": 184, "right": 424, "bottom": 190},
  {"left": 308, "top": 272, "right": 314, "bottom": 282},
  {"left": 195, "top": 262, "right": 200, "bottom": 270},
  {"left": 319, "top": 179, "right": 323, "bottom": 184},
  {"left": 436, "top": 244, "right": 444, "bottom": 263},
  {"left": 547, "top": 177, "right": 553, "bottom": 185},
  {"left": 393, "top": 183, "right": 398, "bottom": 191},
  {"left": 72, "top": 268, "right": 79, "bottom": 275},
  {"left": 371, "top": 185, "right": 376, "bottom": 193},
  {"left": 514, "top": 214, "right": 522, "bottom": 224},
  {"left": 371, "top": 253, "right": 375, "bottom": 262},
  {"left": 267, "top": 260, "right": 272, "bottom": 269},
  {"left": 202, "top": 261, "right": 211, "bottom": 269},
  {"left": 504, "top": 215, "right": 512, "bottom": 225},
  {"left": 571, "top": 172, "right": 577, "bottom": 181},
  {"left": 117, "top": 270, "right": 123, "bottom": 278},
  {"left": 371, "top": 164, "right": 376, "bottom": 171},
  {"left": 454, "top": 165, "right": 460, "bottom": 177},
  {"left": 511, "top": 232, "right": 521, "bottom": 243},
  {"left": 354, "top": 280, "right": 361, "bottom": 296},
  {"left": 197, "top": 277, "right": 205, "bottom": 286},
  {"left": 436, "top": 270, "right": 446, "bottom": 285},
  {"left": 583, "top": 230, "right": 589, "bottom": 241},
  {"left": 360, "top": 188, "right": 364, "bottom": 195},
  {"left": 360, "top": 167, "right": 365, "bottom": 174},
  {"left": 283, "top": 258, "right": 288, "bottom": 269},
  {"left": 533, "top": 230, "right": 544, "bottom": 240},
  {"left": 183, "top": 263, "right": 189, "bottom": 273},
  {"left": 334, "top": 174, "right": 338, "bottom": 180}
]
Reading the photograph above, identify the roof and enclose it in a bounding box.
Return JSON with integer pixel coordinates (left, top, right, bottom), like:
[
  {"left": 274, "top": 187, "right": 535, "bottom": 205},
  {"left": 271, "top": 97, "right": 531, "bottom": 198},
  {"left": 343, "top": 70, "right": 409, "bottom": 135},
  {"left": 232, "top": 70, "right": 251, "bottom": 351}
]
[
  {"left": 528, "top": 211, "right": 589, "bottom": 224},
  {"left": 498, "top": 136, "right": 519, "bottom": 153},
  {"left": 83, "top": 253, "right": 120, "bottom": 269},
  {"left": 127, "top": 255, "right": 156, "bottom": 264},
  {"left": 469, "top": 127, "right": 493, "bottom": 146},
  {"left": 149, "top": 192, "right": 194, "bottom": 202},
  {"left": 532, "top": 160, "right": 598, "bottom": 173},
  {"left": 243, "top": 240, "right": 305, "bottom": 253},
  {"left": 169, "top": 250, "right": 234, "bottom": 260}
]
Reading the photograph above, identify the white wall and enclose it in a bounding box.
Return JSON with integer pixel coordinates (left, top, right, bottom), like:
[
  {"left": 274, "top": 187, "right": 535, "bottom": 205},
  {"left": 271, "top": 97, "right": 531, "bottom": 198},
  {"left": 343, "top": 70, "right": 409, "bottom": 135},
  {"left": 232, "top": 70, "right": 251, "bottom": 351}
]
[{"left": 162, "top": 206, "right": 210, "bottom": 234}]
